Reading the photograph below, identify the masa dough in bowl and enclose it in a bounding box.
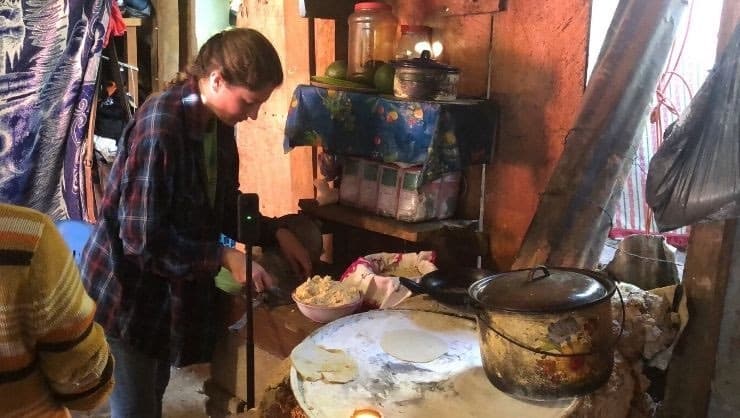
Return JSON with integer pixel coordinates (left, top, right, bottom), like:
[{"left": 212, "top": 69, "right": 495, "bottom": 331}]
[{"left": 294, "top": 275, "right": 360, "bottom": 306}]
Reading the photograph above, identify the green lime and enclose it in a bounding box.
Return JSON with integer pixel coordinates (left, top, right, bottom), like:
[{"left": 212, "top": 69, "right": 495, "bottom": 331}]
[
  {"left": 325, "top": 60, "right": 348, "bottom": 79},
  {"left": 350, "top": 60, "right": 385, "bottom": 86},
  {"left": 373, "top": 63, "right": 395, "bottom": 94}
]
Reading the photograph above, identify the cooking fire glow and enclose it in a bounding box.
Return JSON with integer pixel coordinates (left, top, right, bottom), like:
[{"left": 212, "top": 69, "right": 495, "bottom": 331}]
[{"left": 351, "top": 408, "right": 382, "bottom": 418}]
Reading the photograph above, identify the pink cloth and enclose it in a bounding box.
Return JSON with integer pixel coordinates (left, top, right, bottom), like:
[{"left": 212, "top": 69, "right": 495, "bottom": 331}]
[{"left": 341, "top": 252, "right": 437, "bottom": 309}]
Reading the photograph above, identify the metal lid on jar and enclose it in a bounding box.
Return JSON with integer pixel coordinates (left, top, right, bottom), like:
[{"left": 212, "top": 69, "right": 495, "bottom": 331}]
[
  {"left": 355, "top": 2, "right": 392, "bottom": 11},
  {"left": 392, "top": 50, "right": 460, "bottom": 74},
  {"left": 468, "top": 266, "right": 616, "bottom": 312}
]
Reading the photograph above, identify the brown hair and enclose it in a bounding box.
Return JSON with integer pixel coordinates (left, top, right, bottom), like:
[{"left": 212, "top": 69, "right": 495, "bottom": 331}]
[{"left": 183, "top": 28, "right": 283, "bottom": 90}]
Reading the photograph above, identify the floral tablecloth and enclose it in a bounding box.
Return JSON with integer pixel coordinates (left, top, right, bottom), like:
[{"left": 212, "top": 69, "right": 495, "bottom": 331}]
[{"left": 284, "top": 85, "right": 497, "bottom": 184}]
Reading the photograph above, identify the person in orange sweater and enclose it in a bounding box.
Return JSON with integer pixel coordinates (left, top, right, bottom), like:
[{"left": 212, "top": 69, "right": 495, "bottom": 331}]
[{"left": 0, "top": 203, "right": 114, "bottom": 417}]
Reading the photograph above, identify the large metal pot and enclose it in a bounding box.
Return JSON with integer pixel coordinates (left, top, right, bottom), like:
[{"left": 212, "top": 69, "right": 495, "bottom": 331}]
[
  {"left": 468, "top": 266, "right": 623, "bottom": 401},
  {"left": 392, "top": 50, "right": 460, "bottom": 101}
]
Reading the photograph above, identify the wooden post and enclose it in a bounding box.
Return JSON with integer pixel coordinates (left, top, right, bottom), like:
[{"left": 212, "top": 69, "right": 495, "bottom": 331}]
[
  {"left": 235, "top": 1, "right": 314, "bottom": 215},
  {"left": 122, "top": 18, "right": 141, "bottom": 106},
  {"left": 297, "top": 0, "right": 354, "bottom": 62},
  {"left": 658, "top": 221, "right": 738, "bottom": 418},
  {"left": 660, "top": 2, "right": 740, "bottom": 415},
  {"left": 151, "top": 0, "right": 180, "bottom": 91}
]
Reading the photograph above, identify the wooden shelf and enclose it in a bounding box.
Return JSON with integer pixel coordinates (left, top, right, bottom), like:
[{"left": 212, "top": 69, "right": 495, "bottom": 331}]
[
  {"left": 298, "top": 0, "right": 505, "bottom": 19},
  {"left": 299, "top": 201, "right": 479, "bottom": 243}
]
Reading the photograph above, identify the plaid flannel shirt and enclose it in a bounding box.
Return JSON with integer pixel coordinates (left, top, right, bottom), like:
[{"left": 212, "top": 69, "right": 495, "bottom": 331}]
[{"left": 81, "top": 80, "right": 278, "bottom": 366}]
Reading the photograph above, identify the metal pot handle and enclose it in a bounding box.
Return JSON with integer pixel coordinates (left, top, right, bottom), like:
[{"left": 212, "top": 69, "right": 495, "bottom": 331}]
[
  {"left": 607, "top": 273, "right": 626, "bottom": 347},
  {"left": 474, "top": 280, "right": 625, "bottom": 358},
  {"left": 398, "top": 277, "right": 425, "bottom": 294},
  {"left": 527, "top": 265, "right": 550, "bottom": 282}
]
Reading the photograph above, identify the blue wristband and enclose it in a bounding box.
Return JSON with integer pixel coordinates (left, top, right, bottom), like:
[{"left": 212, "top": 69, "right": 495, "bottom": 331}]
[{"left": 219, "top": 234, "right": 237, "bottom": 248}]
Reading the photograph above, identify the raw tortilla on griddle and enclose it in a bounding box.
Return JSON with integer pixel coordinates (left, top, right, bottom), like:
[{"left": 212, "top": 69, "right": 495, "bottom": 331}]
[{"left": 380, "top": 329, "right": 448, "bottom": 363}]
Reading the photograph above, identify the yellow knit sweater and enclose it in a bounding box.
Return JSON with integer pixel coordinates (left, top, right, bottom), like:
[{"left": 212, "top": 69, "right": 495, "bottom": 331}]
[{"left": 0, "top": 204, "right": 113, "bottom": 417}]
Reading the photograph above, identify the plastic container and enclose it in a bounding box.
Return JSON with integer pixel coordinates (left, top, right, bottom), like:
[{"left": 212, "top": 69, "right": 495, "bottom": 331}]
[
  {"left": 396, "top": 167, "right": 436, "bottom": 222},
  {"left": 358, "top": 160, "right": 381, "bottom": 211},
  {"left": 347, "top": 2, "right": 398, "bottom": 84},
  {"left": 339, "top": 157, "right": 362, "bottom": 207},
  {"left": 376, "top": 164, "right": 402, "bottom": 217},
  {"left": 434, "top": 172, "right": 461, "bottom": 219},
  {"left": 395, "top": 25, "right": 432, "bottom": 60}
]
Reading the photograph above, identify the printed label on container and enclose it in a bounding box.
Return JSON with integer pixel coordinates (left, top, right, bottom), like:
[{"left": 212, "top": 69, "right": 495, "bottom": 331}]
[
  {"left": 377, "top": 165, "right": 401, "bottom": 217},
  {"left": 339, "top": 158, "right": 361, "bottom": 207},
  {"left": 396, "top": 168, "right": 430, "bottom": 222},
  {"left": 435, "top": 172, "right": 461, "bottom": 219},
  {"left": 358, "top": 161, "right": 380, "bottom": 211}
]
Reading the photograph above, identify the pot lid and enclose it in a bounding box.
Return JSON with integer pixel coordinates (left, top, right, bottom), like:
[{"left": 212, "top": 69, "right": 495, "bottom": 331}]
[
  {"left": 392, "top": 50, "right": 460, "bottom": 73},
  {"left": 468, "top": 266, "right": 616, "bottom": 312}
]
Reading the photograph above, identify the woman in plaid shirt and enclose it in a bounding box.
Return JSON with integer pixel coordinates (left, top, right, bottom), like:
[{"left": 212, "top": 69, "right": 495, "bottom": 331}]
[{"left": 80, "top": 28, "right": 311, "bottom": 417}]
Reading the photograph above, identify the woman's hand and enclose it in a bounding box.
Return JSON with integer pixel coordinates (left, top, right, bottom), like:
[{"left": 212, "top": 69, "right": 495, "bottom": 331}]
[
  {"left": 221, "top": 247, "right": 275, "bottom": 292},
  {"left": 275, "top": 228, "right": 313, "bottom": 278}
]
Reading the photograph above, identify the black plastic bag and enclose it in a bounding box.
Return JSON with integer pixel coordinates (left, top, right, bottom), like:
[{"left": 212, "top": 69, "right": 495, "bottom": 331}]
[{"left": 646, "top": 25, "right": 740, "bottom": 232}]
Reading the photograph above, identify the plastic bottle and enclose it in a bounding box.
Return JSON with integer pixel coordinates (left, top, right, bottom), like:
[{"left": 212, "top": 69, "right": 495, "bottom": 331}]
[
  {"left": 395, "top": 25, "right": 432, "bottom": 60},
  {"left": 347, "top": 2, "right": 398, "bottom": 85}
]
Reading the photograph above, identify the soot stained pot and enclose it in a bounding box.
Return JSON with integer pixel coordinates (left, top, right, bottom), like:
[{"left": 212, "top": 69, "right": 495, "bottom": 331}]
[
  {"left": 392, "top": 50, "right": 460, "bottom": 101},
  {"left": 468, "top": 266, "right": 623, "bottom": 401}
]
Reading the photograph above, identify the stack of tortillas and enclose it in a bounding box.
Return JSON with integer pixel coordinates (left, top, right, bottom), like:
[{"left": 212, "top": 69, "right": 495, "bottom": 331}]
[{"left": 290, "top": 340, "right": 358, "bottom": 383}]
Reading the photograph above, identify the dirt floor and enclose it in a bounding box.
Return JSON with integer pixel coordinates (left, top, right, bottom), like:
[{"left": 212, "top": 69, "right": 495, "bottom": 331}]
[
  {"left": 72, "top": 348, "right": 278, "bottom": 418},
  {"left": 162, "top": 364, "right": 211, "bottom": 418},
  {"left": 71, "top": 364, "right": 211, "bottom": 418}
]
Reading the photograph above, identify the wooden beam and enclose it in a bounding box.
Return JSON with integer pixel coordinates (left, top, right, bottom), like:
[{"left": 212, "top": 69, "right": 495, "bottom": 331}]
[
  {"left": 389, "top": 0, "right": 505, "bottom": 21},
  {"left": 151, "top": 0, "right": 180, "bottom": 91},
  {"left": 426, "top": 0, "right": 505, "bottom": 16},
  {"left": 660, "top": 221, "right": 737, "bottom": 417},
  {"left": 511, "top": 0, "right": 686, "bottom": 269},
  {"left": 237, "top": 0, "right": 314, "bottom": 216},
  {"left": 123, "top": 18, "right": 140, "bottom": 106},
  {"left": 301, "top": 0, "right": 504, "bottom": 20},
  {"left": 298, "top": 0, "right": 355, "bottom": 19},
  {"left": 707, "top": 221, "right": 740, "bottom": 416},
  {"left": 298, "top": 202, "right": 487, "bottom": 257}
]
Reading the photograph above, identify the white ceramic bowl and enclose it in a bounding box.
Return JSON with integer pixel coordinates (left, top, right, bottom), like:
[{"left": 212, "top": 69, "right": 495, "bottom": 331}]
[{"left": 292, "top": 293, "right": 363, "bottom": 323}]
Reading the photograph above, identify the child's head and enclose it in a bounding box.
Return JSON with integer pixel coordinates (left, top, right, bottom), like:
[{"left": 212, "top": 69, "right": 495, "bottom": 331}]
[{"left": 191, "top": 28, "right": 283, "bottom": 125}]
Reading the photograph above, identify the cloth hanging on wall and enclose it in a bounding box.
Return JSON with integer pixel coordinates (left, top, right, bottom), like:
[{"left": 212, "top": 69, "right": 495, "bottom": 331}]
[{"left": 0, "top": 0, "right": 109, "bottom": 220}]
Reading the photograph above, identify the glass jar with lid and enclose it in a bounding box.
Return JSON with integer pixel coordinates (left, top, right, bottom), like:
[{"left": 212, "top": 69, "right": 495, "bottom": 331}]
[
  {"left": 395, "top": 25, "right": 432, "bottom": 60},
  {"left": 347, "top": 2, "right": 398, "bottom": 84}
]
